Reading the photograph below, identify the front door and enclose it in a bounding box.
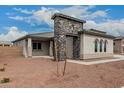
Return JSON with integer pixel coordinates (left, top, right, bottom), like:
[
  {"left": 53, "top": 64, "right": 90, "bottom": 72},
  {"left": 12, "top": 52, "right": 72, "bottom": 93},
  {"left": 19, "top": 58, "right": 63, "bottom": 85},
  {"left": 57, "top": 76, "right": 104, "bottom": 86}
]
[{"left": 66, "top": 36, "right": 73, "bottom": 59}]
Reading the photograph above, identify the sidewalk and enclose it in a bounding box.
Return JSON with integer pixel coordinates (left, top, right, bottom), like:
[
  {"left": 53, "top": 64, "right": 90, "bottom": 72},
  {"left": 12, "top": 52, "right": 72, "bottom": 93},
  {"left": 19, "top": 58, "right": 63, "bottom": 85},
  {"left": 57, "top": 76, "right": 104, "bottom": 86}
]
[{"left": 67, "top": 55, "right": 124, "bottom": 65}]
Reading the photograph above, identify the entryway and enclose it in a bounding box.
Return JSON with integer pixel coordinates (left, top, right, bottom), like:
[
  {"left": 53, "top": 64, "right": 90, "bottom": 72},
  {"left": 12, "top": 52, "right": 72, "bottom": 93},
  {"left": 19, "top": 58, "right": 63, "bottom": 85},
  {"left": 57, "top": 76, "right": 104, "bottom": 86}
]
[{"left": 66, "top": 36, "right": 73, "bottom": 59}]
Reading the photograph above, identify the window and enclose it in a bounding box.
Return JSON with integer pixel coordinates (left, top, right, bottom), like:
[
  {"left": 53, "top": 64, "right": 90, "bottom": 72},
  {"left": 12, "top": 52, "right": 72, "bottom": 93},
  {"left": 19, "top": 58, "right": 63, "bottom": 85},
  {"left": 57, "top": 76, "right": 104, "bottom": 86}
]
[
  {"left": 33, "top": 42, "right": 42, "bottom": 50},
  {"left": 38, "top": 43, "right": 41, "bottom": 49},
  {"left": 95, "top": 39, "right": 99, "bottom": 52},
  {"left": 104, "top": 40, "right": 108, "bottom": 52},
  {"left": 113, "top": 42, "right": 115, "bottom": 46},
  {"left": 100, "top": 39, "right": 103, "bottom": 52},
  {"left": 33, "top": 43, "right": 37, "bottom": 49}
]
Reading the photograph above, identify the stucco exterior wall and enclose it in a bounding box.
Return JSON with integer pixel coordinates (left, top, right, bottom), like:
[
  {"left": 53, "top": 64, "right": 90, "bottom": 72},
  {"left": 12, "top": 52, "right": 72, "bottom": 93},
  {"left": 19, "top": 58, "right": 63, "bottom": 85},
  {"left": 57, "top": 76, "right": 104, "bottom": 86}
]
[
  {"left": 13, "top": 39, "right": 27, "bottom": 57},
  {"left": 32, "top": 40, "right": 50, "bottom": 56},
  {"left": 80, "top": 34, "right": 113, "bottom": 59}
]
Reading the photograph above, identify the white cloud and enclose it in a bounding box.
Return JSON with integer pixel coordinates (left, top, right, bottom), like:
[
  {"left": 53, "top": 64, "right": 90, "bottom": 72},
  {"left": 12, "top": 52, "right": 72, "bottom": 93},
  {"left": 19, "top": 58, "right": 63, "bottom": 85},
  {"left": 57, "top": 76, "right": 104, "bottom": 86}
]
[
  {"left": 84, "top": 19, "right": 124, "bottom": 36},
  {"left": 9, "top": 6, "right": 124, "bottom": 36},
  {"left": 9, "top": 16, "right": 24, "bottom": 21},
  {"left": 0, "top": 26, "right": 28, "bottom": 41},
  {"left": 20, "top": 6, "right": 97, "bottom": 27},
  {"left": 13, "top": 7, "right": 35, "bottom": 14},
  {"left": 31, "top": 7, "right": 59, "bottom": 27},
  {"left": 83, "top": 10, "right": 108, "bottom": 20}
]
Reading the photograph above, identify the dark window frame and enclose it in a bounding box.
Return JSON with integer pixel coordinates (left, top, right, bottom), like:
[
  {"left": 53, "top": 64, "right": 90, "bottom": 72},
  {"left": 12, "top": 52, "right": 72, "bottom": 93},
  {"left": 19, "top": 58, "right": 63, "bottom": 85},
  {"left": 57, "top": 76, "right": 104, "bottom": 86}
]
[
  {"left": 104, "top": 40, "right": 108, "bottom": 52},
  {"left": 32, "top": 42, "right": 42, "bottom": 50},
  {"left": 95, "top": 39, "right": 99, "bottom": 52},
  {"left": 100, "top": 40, "right": 103, "bottom": 52}
]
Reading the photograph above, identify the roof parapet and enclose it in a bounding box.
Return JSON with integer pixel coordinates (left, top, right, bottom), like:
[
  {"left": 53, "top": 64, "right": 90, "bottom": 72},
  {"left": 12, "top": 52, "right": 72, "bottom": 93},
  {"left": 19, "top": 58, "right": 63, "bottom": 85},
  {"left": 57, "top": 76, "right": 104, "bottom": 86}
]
[{"left": 51, "top": 13, "right": 86, "bottom": 23}]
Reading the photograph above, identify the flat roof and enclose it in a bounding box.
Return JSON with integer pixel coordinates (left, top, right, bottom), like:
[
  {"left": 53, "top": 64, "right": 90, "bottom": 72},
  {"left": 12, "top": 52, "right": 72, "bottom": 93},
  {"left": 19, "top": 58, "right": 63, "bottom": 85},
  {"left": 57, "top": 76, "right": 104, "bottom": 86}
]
[
  {"left": 79, "top": 29, "right": 115, "bottom": 39},
  {"left": 51, "top": 13, "right": 86, "bottom": 23},
  {"left": 12, "top": 32, "right": 54, "bottom": 43},
  {"left": 114, "top": 36, "right": 124, "bottom": 40}
]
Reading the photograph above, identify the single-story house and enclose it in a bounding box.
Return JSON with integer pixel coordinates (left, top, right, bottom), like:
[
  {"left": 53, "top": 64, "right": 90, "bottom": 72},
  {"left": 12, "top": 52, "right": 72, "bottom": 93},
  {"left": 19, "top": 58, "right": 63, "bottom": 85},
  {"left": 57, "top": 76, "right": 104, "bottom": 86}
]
[
  {"left": 13, "top": 13, "right": 115, "bottom": 61},
  {"left": 0, "top": 41, "right": 13, "bottom": 47},
  {"left": 114, "top": 36, "right": 124, "bottom": 54}
]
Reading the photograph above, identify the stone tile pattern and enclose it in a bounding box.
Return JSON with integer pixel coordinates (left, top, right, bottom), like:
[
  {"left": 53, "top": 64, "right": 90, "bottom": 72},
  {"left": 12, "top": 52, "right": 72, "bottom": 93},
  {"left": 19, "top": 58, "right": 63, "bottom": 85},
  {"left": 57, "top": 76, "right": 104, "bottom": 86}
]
[{"left": 53, "top": 15, "right": 83, "bottom": 61}]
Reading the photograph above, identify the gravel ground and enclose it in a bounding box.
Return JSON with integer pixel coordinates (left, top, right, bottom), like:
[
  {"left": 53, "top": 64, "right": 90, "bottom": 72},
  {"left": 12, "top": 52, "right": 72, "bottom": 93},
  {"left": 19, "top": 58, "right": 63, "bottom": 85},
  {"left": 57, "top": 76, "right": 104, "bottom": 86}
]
[{"left": 0, "top": 57, "right": 124, "bottom": 88}]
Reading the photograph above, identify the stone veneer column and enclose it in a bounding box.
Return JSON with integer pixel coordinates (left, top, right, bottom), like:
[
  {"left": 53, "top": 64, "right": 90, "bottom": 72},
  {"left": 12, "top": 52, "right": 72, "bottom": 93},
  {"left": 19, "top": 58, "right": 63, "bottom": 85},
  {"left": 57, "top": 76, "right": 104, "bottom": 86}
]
[
  {"left": 27, "top": 38, "right": 32, "bottom": 57},
  {"left": 53, "top": 17, "right": 67, "bottom": 61}
]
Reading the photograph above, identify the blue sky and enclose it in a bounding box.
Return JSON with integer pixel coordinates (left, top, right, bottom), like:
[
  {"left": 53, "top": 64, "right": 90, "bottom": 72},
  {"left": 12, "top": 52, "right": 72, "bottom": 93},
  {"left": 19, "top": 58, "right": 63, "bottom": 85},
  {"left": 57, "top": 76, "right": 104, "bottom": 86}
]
[{"left": 0, "top": 5, "right": 124, "bottom": 41}]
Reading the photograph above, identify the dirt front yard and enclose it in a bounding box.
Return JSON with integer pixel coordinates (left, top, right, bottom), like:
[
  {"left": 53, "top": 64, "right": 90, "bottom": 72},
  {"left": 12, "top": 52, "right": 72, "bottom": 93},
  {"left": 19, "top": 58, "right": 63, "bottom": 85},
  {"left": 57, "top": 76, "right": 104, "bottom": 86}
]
[{"left": 0, "top": 57, "right": 124, "bottom": 88}]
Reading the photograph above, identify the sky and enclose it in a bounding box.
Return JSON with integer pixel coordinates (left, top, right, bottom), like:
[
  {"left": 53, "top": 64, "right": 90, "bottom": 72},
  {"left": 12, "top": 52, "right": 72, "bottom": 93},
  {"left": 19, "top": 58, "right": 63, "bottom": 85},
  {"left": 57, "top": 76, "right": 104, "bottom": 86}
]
[{"left": 0, "top": 5, "right": 124, "bottom": 41}]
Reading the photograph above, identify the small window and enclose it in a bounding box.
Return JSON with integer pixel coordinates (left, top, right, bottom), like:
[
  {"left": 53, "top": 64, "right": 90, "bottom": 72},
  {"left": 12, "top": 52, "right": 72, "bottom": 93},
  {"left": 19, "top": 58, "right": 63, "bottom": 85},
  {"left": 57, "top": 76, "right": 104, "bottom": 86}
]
[
  {"left": 100, "top": 39, "right": 103, "bottom": 52},
  {"left": 95, "top": 39, "right": 99, "bottom": 52},
  {"left": 38, "top": 43, "right": 42, "bottom": 49},
  {"left": 104, "top": 40, "right": 108, "bottom": 52},
  {"left": 113, "top": 42, "right": 115, "bottom": 46},
  {"left": 33, "top": 43, "right": 37, "bottom": 49},
  {"left": 33, "top": 42, "right": 42, "bottom": 50}
]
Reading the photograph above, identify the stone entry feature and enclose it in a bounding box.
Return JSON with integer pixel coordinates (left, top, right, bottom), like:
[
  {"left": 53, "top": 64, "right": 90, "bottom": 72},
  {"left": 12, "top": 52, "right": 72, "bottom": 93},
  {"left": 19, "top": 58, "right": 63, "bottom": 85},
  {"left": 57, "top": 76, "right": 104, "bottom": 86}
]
[{"left": 52, "top": 13, "right": 86, "bottom": 61}]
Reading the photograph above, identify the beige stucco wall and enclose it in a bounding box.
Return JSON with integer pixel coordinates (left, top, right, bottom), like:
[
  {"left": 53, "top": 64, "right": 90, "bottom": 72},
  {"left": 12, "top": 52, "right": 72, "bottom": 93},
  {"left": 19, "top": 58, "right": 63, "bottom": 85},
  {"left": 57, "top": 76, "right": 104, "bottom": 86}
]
[{"left": 80, "top": 34, "right": 113, "bottom": 59}]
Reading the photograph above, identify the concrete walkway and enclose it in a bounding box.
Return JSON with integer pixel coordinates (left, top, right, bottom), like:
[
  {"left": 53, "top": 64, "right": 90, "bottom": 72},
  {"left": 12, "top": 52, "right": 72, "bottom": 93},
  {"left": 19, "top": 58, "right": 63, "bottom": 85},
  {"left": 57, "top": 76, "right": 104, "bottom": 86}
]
[
  {"left": 67, "top": 55, "right": 124, "bottom": 65},
  {"left": 32, "top": 56, "right": 53, "bottom": 59}
]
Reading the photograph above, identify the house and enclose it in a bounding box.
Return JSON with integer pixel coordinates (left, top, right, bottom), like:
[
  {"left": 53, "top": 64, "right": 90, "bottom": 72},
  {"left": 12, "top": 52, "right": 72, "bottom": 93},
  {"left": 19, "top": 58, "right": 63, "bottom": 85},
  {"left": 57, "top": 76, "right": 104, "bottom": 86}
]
[
  {"left": 114, "top": 36, "right": 124, "bottom": 54},
  {"left": 0, "top": 41, "right": 13, "bottom": 47},
  {"left": 13, "top": 13, "right": 115, "bottom": 60}
]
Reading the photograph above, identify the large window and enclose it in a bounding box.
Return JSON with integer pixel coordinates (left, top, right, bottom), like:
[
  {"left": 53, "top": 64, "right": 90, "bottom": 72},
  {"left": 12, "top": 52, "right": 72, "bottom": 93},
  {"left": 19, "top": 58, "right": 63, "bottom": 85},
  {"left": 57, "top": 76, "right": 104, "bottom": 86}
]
[
  {"left": 33, "top": 42, "right": 42, "bottom": 50},
  {"left": 104, "top": 40, "right": 108, "bottom": 52},
  {"left": 95, "top": 39, "right": 99, "bottom": 52},
  {"left": 100, "top": 39, "right": 103, "bottom": 52}
]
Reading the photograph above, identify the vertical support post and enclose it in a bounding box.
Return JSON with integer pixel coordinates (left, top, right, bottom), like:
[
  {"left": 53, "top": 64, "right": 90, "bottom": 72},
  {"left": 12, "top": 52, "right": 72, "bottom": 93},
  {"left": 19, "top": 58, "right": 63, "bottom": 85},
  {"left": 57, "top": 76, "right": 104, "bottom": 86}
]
[
  {"left": 63, "top": 39, "right": 67, "bottom": 76},
  {"left": 54, "top": 41, "right": 59, "bottom": 77},
  {"left": 27, "top": 38, "right": 32, "bottom": 57},
  {"left": 49, "top": 41, "right": 53, "bottom": 57},
  {"left": 23, "top": 40, "right": 28, "bottom": 58}
]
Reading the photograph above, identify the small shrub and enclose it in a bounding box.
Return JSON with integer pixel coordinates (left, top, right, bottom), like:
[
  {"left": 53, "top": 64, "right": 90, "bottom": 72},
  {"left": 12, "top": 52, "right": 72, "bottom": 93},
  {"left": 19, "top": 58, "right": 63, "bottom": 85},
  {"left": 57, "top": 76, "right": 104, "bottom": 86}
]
[
  {"left": 0, "top": 78, "right": 10, "bottom": 83},
  {"left": 0, "top": 67, "right": 5, "bottom": 71},
  {"left": 3, "top": 64, "right": 7, "bottom": 66}
]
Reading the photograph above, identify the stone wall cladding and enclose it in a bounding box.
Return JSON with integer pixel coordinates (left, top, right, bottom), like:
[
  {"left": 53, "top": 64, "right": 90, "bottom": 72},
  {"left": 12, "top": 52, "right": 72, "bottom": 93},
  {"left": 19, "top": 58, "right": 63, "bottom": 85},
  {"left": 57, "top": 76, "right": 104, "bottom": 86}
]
[{"left": 53, "top": 15, "right": 84, "bottom": 61}]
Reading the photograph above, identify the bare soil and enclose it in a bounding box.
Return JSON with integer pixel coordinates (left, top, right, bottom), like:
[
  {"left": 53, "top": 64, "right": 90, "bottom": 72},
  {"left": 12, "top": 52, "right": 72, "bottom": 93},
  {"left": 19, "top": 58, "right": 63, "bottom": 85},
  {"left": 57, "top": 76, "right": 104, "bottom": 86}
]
[{"left": 0, "top": 57, "right": 124, "bottom": 88}]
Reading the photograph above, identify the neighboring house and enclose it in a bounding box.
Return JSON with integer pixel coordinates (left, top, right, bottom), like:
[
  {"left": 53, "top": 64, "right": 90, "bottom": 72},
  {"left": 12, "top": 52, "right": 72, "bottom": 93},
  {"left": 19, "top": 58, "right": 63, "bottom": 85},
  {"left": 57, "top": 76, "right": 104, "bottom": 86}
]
[
  {"left": 0, "top": 41, "right": 13, "bottom": 47},
  {"left": 13, "top": 13, "right": 115, "bottom": 60},
  {"left": 114, "top": 36, "right": 124, "bottom": 54}
]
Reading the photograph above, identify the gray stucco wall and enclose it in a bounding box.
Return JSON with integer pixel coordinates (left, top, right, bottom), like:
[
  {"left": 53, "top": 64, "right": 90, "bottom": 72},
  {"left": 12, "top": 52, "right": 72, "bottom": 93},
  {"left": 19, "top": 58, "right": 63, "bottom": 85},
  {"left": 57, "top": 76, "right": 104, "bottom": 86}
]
[
  {"left": 32, "top": 40, "right": 50, "bottom": 56},
  {"left": 53, "top": 16, "right": 83, "bottom": 61}
]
